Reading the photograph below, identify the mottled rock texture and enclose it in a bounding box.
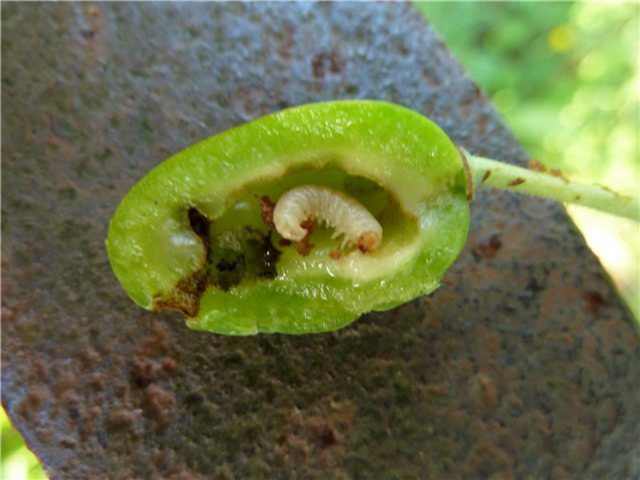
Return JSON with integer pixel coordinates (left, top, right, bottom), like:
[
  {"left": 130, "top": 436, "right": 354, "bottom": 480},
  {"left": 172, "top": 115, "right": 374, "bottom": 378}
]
[{"left": 2, "top": 3, "right": 638, "bottom": 479}]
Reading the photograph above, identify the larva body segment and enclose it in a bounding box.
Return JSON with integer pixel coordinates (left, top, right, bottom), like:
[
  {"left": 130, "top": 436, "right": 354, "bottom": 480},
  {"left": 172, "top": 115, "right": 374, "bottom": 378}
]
[{"left": 273, "top": 185, "right": 382, "bottom": 253}]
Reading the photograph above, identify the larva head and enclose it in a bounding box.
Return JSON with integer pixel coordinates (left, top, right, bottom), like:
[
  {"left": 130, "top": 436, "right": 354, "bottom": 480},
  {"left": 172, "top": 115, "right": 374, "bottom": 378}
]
[
  {"left": 106, "top": 101, "right": 470, "bottom": 335},
  {"left": 357, "top": 231, "right": 381, "bottom": 253}
]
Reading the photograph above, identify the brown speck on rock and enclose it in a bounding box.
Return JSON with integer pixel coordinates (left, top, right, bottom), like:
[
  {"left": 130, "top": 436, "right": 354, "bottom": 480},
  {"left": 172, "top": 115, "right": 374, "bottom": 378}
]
[
  {"left": 276, "top": 24, "right": 295, "bottom": 62},
  {"left": 321, "top": 424, "right": 337, "bottom": 446},
  {"left": 143, "top": 384, "right": 176, "bottom": 427},
  {"left": 52, "top": 373, "right": 77, "bottom": 396},
  {"left": 311, "top": 50, "right": 344, "bottom": 79},
  {"left": 284, "top": 433, "right": 311, "bottom": 459},
  {"left": 279, "top": 399, "right": 353, "bottom": 468},
  {"left": 17, "top": 388, "right": 48, "bottom": 419},
  {"left": 131, "top": 359, "right": 156, "bottom": 388},
  {"left": 468, "top": 373, "right": 498, "bottom": 418},
  {"left": 161, "top": 358, "right": 178, "bottom": 376},
  {"left": 553, "top": 464, "right": 576, "bottom": 480},
  {"left": 61, "top": 391, "right": 81, "bottom": 412},
  {"left": 88, "top": 373, "right": 106, "bottom": 391},
  {"left": 583, "top": 290, "right": 607, "bottom": 315},
  {"left": 137, "top": 322, "right": 170, "bottom": 358},
  {"left": 32, "top": 358, "right": 48, "bottom": 382},
  {"left": 105, "top": 408, "right": 138, "bottom": 432},
  {"left": 473, "top": 234, "right": 502, "bottom": 260},
  {"left": 425, "top": 384, "right": 448, "bottom": 397},
  {"left": 466, "top": 440, "right": 513, "bottom": 479},
  {"left": 78, "top": 347, "right": 101, "bottom": 368},
  {"left": 476, "top": 114, "right": 489, "bottom": 135},
  {"left": 80, "top": 29, "right": 96, "bottom": 40},
  {"left": 115, "top": 382, "right": 130, "bottom": 399},
  {"left": 59, "top": 435, "right": 77, "bottom": 449},
  {"left": 34, "top": 426, "right": 55, "bottom": 444},
  {"left": 67, "top": 405, "right": 80, "bottom": 420}
]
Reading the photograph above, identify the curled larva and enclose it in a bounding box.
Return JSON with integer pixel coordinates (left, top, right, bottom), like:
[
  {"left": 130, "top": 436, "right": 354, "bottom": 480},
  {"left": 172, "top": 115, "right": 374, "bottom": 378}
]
[{"left": 273, "top": 184, "right": 382, "bottom": 253}]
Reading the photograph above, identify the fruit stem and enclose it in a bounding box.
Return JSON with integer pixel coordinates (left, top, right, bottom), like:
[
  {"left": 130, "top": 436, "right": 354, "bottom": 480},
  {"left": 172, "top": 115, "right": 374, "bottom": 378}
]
[{"left": 465, "top": 152, "right": 639, "bottom": 221}]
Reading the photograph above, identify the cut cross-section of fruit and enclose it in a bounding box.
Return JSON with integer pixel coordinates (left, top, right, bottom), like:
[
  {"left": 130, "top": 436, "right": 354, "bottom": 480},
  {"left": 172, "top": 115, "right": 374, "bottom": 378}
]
[{"left": 106, "top": 101, "right": 470, "bottom": 334}]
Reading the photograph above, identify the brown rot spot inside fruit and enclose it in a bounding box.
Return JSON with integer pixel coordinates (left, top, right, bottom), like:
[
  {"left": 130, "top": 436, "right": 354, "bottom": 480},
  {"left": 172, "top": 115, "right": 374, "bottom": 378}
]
[
  {"left": 213, "top": 250, "right": 246, "bottom": 292},
  {"left": 187, "top": 207, "right": 210, "bottom": 240},
  {"left": 258, "top": 233, "right": 281, "bottom": 278},
  {"left": 295, "top": 219, "right": 316, "bottom": 256},
  {"left": 155, "top": 207, "right": 215, "bottom": 316},
  {"left": 155, "top": 271, "right": 208, "bottom": 317},
  {"left": 481, "top": 170, "right": 492, "bottom": 183},
  {"left": 155, "top": 209, "right": 281, "bottom": 317},
  {"left": 330, "top": 249, "right": 343, "bottom": 260},
  {"left": 187, "top": 207, "right": 214, "bottom": 268},
  {"left": 507, "top": 177, "right": 526, "bottom": 187},
  {"left": 259, "top": 195, "right": 276, "bottom": 229}
]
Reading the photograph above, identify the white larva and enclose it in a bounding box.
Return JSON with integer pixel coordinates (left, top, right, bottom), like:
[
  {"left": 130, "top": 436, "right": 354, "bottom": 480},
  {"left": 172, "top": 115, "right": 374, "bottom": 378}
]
[{"left": 273, "top": 184, "right": 382, "bottom": 253}]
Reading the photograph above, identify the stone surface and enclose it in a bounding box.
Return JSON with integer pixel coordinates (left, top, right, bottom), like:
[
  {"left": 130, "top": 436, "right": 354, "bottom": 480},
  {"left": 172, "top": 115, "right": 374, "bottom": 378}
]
[{"left": 2, "top": 3, "right": 638, "bottom": 479}]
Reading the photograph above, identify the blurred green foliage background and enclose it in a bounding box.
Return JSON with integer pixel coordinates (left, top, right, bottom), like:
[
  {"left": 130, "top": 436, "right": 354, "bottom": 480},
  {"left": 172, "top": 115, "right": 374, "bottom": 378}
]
[
  {"left": 2, "top": 3, "right": 638, "bottom": 478},
  {"left": 1, "top": 409, "right": 46, "bottom": 479},
  {"left": 415, "top": 1, "right": 639, "bottom": 320}
]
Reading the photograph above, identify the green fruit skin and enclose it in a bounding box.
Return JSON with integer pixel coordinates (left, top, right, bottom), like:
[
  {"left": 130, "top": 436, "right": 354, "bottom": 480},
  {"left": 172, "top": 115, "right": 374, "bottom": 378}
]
[{"left": 106, "top": 101, "right": 470, "bottom": 335}]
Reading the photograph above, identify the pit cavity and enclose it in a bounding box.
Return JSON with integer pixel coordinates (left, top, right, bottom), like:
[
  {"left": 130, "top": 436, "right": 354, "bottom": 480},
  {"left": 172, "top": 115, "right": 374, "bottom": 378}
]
[
  {"left": 156, "top": 166, "right": 418, "bottom": 316},
  {"left": 214, "top": 165, "right": 418, "bottom": 262}
]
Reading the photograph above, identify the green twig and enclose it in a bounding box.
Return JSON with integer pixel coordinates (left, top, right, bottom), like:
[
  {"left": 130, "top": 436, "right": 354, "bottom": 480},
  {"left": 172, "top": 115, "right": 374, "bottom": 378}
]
[{"left": 465, "top": 152, "right": 639, "bottom": 222}]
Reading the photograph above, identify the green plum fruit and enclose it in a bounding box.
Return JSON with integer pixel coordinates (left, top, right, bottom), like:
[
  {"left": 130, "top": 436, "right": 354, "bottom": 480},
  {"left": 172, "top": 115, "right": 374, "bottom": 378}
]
[{"left": 106, "top": 101, "right": 470, "bottom": 334}]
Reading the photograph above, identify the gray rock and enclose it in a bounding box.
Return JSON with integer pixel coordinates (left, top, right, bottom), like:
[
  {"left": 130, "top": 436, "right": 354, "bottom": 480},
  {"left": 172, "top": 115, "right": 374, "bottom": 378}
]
[{"left": 2, "top": 2, "right": 638, "bottom": 479}]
